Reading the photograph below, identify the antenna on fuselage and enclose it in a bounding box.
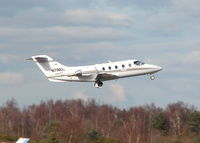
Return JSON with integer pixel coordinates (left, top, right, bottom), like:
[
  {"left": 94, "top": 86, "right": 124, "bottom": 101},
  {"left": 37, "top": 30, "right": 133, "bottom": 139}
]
[{"left": 95, "top": 67, "right": 99, "bottom": 74}]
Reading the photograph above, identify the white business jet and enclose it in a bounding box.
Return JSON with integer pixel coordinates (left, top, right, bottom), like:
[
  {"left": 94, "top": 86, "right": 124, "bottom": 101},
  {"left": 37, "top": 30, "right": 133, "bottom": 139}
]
[{"left": 28, "top": 55, "right": 162, "bottom": 88}]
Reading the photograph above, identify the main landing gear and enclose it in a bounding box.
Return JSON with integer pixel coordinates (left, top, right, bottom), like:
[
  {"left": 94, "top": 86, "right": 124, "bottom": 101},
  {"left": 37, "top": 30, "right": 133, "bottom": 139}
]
[{"left": 94, "top": 81, "right": 103, "bottom": 88}]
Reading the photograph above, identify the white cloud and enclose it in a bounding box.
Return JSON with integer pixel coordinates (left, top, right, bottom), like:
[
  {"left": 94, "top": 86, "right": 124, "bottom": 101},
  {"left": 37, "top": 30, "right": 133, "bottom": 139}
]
[
  {"left": 153, "top": 49, "right": 200, "bottom": 76},
  {"left": 0, "top": 72, "right": 24, "bottom": 85},
  {"left": 110, "top": 83, "right": 126, "bottom": 102},
  {"left": 64, "top": 9, "right": 131, "bottom": 27},
  {"left": 0, "top": 54, "right": 21, "bottom": 64},
  {"left": 171, "top": 0, "right": 200, "bottom": 16},
  {"left": 0, "top": 8, "right": 131, "bottom": 28},
  {"left": 73, "top": 90, "right": 88, "bottom": 101},
  {"left": 0, "top": 44, "right": 9, "bottom": 49},
  {"left": 132, "top": 0, "right": 200, "bottom": 35},
  {"left": 163, "top": 50, "right": 200, "bottom": 66},
  {"left": 183, "top": 50, "right": 200, "bottom": 64},
  {"left": 161, "top": 77, "right": 200, "bottom": 95},
  {"left": 0, "top": 26, "right": 130, "bottom": 44}
]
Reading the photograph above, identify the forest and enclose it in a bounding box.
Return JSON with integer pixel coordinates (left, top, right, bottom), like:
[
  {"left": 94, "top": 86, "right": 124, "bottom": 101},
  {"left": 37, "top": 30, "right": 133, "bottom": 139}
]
[{"left": 0, "top": 99, "right": 200, "bottom": 143}]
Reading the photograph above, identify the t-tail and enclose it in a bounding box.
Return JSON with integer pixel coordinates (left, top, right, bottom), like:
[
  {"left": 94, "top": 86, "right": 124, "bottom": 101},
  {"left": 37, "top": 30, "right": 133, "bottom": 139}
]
[
  {"left": 16, "top": 138, "right": 30, "bottom": 143},
  {"left": 27, "top": 55, "right": 67, "bottom": 81}
]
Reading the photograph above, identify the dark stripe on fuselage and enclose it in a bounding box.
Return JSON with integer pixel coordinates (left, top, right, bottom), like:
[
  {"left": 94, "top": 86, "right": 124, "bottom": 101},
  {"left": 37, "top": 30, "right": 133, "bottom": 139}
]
[{"left": 48, "top": 67, "right": 153, "bottom": 78}]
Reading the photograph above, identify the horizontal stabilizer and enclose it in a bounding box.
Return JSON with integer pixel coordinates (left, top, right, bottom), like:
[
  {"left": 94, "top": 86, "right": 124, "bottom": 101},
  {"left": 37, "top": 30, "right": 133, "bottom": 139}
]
[{"left": 35, "top": 57, "right": 50, "bottom": 62}]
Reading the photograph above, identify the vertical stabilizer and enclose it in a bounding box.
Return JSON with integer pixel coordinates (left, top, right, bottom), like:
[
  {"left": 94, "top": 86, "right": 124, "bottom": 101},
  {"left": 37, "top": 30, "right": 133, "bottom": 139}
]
[{"left": 28, "top": 55, "right": 67, "bottom": 78}]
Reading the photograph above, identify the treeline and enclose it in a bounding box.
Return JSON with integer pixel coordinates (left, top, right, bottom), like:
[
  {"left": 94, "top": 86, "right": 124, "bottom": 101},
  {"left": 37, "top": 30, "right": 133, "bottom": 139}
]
[{"left": 0, "top": 99, "right": 200, "bottom": 143}]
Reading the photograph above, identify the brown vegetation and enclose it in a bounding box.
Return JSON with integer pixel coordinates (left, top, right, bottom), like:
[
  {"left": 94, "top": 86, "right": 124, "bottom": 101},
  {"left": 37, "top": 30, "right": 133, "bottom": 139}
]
[{"left": 0, "top": 99, "right": 200, "bottom": 143}]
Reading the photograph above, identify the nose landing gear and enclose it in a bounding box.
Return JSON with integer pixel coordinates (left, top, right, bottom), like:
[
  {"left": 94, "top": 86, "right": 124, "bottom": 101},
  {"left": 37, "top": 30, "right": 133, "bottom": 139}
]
[{"left": 150, "top": 75, "right": 155, "bottom": 80}]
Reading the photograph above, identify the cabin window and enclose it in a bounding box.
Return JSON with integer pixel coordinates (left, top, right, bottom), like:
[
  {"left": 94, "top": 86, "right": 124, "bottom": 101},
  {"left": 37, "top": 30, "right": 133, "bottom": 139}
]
[
  {"left": 129, "top": 63, "right": 132, "bottom": 67},
  {"left": 122, "top": 64, "right": 125, "bottom": 68},
  {"left": 102, "top": 67, "right": 105, "bottom": 71},
  {"left": 115, "top": 65, "right": 118, "bottom": 69},
  {"left": 109, "top": 66, "right": 111, "bottom": 70}
]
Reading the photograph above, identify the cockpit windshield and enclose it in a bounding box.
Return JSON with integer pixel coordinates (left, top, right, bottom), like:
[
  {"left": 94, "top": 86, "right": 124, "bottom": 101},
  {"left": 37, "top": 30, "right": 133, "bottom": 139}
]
[{"left": 134, "top": 60, "right": 144, "bottom": 66}]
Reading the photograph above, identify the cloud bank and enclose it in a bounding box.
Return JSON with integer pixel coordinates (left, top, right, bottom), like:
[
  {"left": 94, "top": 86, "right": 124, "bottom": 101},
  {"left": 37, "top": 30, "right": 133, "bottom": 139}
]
[
  {"left": 0, "top": 0, "right": 200, "bottom": 109},
  {"left": 0, "top": 72, "right": 23, "bottom": 85}
]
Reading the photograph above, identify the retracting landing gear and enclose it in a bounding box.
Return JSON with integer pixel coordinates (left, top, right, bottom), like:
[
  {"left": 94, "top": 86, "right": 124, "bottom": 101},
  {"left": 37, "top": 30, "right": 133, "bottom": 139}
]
[
  {"left": 150, "top": 75, "right": 155, "bottom": 80},
  {"left": 94, "top": 81, "right": 103, "bottom": 88}
]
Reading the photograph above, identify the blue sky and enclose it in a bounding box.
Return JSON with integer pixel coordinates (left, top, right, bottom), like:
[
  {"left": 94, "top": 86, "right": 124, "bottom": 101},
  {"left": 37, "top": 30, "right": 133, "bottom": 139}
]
[{"left": 0, "top": 0, "right": 200, "bottom": 109}]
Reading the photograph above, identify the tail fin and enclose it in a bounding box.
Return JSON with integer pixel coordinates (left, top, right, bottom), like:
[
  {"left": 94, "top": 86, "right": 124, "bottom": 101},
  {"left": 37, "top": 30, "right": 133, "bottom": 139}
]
[
  {"left": 28, "top": 55, "right": 66, "bottom": 78},
  {"left": 16, "top": 138, "right": 30, "bottom": 143}
]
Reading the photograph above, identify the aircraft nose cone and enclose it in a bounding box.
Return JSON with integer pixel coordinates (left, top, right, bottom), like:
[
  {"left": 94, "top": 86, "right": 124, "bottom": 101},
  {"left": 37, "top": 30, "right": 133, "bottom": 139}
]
[
  {"left": 147, "top": 64, "right": 163, "bottom": 73},
  {"left": 156, "top": 66, "right": 163, "bottom": 71},
  {"left": 151, "top": 65, "right": 162, "bottom": 73}
]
